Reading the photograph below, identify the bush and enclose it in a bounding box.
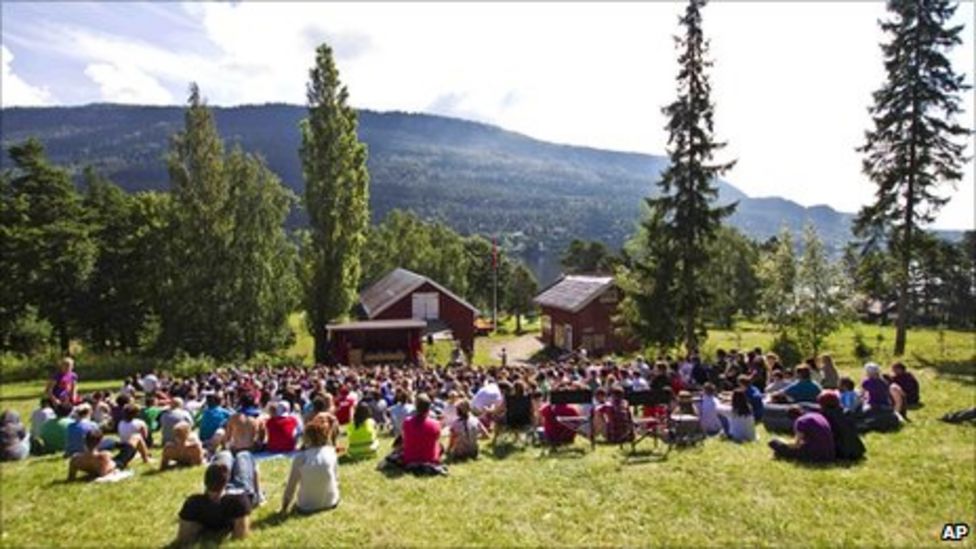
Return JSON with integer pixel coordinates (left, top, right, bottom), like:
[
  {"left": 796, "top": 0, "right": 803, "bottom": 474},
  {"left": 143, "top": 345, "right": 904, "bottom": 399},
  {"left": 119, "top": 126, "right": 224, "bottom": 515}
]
[
  {"left": 770, "top": 332, "right": 803, "bottom": 369},
  {"left": 853, "top": 329, "right": 873, "bottom": 362},
  {"left": 2, "top": 307, "right": 54, "bottom": 355}
]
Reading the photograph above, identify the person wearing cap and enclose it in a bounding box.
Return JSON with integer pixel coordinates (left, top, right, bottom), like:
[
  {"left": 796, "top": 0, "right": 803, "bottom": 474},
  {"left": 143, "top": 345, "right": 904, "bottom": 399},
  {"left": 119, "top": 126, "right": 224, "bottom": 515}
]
[
  {"left": 65, "top": 403, "right": 99, "bottom": 456},
  {"left": 265, "top": 401, "right": 300, "bottom": 454}
]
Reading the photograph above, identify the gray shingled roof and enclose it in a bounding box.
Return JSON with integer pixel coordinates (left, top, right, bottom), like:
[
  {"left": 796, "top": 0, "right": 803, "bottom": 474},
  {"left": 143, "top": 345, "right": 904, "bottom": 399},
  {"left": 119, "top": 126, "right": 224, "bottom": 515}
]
[
  {"left": 533, "top": 275, "right": 614, "bottom": 313},
  {"left": 359, "top": 267, "right": 480, "bottom": 318}
]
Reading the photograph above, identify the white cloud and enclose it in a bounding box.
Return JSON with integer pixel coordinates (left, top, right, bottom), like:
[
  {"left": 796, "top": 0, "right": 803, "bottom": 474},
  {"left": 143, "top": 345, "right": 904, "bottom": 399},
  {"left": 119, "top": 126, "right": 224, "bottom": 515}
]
[
  {"left": 84, "top": 62, "right": 174, "bottom": 104},
  {"left": 1, "top": 45, "right": 54, "bottom": 106},
  {"left": 7, "top": 2, "right": 974, "bottom": 228}
]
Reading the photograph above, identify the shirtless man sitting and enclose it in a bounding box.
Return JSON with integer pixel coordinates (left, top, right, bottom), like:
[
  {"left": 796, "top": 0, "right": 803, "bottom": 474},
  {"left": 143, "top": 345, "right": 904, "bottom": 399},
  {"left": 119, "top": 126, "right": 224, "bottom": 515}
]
[
  {"left": 67, "top": 429, "right": 139, "bottom": 481},
  {"left": 161, "top": 422, "right": 205, "bottom": 471},
  {"left": 223, "top": 395, "right": 265, "bottom": 453}
]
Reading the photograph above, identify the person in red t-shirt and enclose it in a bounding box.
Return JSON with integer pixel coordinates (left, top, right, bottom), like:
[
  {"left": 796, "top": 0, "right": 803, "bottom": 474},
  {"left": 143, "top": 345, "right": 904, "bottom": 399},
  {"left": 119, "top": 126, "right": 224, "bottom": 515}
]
[
  {"left": 540, "top": 401, "right": 578, "bottom": 446},
  {"left": 334, "top": 388, "right": 356, "bottom": 426},
  {"left": 265, "top": 402, "right": 299, "bottom": 453},
  {"left": 401, "top": 394, "right": 441, "bottom": 466}
]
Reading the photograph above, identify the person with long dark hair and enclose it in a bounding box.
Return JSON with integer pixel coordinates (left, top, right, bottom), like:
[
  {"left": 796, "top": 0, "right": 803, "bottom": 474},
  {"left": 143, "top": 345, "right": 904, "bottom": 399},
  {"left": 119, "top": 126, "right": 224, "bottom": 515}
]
[{"left": 344, "top": 402, "right": 378, "bottom": 460}]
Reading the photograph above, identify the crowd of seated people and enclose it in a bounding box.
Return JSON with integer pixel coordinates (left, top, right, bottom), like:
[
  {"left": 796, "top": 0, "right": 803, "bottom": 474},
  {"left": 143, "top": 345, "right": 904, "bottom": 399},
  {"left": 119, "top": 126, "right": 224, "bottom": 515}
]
[{"left": 0, "top": 348, "right": 928, "bottom": 542}]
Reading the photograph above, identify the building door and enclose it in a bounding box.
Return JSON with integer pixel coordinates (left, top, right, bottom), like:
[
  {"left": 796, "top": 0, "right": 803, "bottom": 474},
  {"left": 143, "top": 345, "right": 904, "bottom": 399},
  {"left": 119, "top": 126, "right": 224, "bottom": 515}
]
[
  {"left": 564, "top": 324, "right": 573, "bottom": 350},
  {"left": 411, "top": 292, "right": 440, "bottom": 320}
]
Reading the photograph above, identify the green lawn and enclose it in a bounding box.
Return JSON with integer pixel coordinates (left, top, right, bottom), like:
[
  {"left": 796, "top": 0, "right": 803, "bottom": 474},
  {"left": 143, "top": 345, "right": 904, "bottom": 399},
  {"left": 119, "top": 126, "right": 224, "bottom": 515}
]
[{"left": 1, "top": 324, "right": 973, "bottom": 547}]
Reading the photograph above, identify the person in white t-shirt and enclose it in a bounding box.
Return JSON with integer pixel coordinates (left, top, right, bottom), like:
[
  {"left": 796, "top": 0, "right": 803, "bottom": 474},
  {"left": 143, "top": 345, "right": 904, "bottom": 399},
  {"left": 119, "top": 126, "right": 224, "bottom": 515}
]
[
  {"left": 141, "top": 372, "right": 160, "bottom": 394},
  {"left": 117, "top": 404, "right": 152, "bottom": 462},
  {"left": 280, "top": 417, "right": 340, "bottom": 514},
  {"left": 30, "top": 398, "right": 56, "bottom": 442},
  {"left": 471, "top": 380, "right": 502, "bottom": 416},
  {"left": 697, "top": 383, "right": 723, "bottom": 436},
  {"left": 717, "top": 389, "right": 756, "bottom": 443}
]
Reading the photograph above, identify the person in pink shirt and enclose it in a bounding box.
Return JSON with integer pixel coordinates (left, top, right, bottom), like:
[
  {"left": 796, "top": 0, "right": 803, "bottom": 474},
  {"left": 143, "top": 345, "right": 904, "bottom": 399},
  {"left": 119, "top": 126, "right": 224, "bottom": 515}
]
[{"left": 401, "top": 394, "right": 441, "bottom": 466}]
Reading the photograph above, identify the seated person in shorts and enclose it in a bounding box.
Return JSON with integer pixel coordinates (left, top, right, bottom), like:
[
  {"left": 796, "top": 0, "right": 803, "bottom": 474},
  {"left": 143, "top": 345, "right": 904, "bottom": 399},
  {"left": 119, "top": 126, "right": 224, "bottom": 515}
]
[
  {"left": 177, "top": 461, "right": 253, "bottom": 544},
  {"left": 887, "top": 362, "right": 920, "bottom": 407},
  {"left": 161, "top": 423, "right": 205, "bottom": 471},
  {"left": 68, "top": 429, "right": 138, "bottom": 480}
]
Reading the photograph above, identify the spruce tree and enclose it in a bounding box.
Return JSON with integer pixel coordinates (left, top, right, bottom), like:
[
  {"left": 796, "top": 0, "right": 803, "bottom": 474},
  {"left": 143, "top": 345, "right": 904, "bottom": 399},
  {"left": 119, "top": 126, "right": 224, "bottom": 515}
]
[
  {"left": 1, "top": 139, "right": 95, "bottom": 351},
  {"left": 795, "top": 224, "right": 848, "bottom": 356},
  {"left": 300, "top": 43, "right": 370, "bottom": 363},
  {"left": 856, "top": 0, "right": 971, "bottom": 355},
  {"left": 627, "top": 0, "right": 736, "bottom": 350}
]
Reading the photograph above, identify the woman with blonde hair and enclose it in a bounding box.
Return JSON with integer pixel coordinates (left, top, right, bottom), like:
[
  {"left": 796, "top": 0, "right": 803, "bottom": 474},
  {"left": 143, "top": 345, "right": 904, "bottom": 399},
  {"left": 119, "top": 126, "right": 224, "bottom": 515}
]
[{"left": 281, "top": 417, "right": 340, "bottom": 514}]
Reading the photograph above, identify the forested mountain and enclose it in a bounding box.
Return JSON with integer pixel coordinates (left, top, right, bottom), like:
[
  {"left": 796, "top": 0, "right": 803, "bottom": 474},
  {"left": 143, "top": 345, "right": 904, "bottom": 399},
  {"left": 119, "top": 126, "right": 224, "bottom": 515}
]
[{"left": 0, "top": 103, "right": 918, "bottom": 280}]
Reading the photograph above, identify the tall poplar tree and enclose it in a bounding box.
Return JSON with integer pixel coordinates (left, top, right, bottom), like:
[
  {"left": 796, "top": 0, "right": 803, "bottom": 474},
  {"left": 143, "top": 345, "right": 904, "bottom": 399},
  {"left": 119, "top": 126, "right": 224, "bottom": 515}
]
[
  {"left": 300, "top": 43, "right": 370, "bottom": 363},
  {"left": 626, "top": 0, "right": 736, "bottom": 350},
  {"left": 855, "top": 0, "right": 971, "bottom": 355}
]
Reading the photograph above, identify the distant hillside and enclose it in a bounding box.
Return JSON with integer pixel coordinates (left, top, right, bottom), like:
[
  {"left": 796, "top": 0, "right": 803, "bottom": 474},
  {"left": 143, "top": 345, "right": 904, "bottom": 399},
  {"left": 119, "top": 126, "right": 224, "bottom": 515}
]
[{"left": 2, "top": 103, "right": 873, "bottom": 279}]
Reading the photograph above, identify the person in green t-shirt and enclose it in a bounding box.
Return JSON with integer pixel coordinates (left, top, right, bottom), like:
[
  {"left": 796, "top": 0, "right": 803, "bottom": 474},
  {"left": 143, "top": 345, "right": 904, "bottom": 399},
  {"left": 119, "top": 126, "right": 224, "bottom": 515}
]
[
  {"left": 141, "top": 394, "right": 164, "bottom": 447},
  {"left": 344, "top": 402, "right": 378, "bottom": 461},
  {"left": 39, "top": 403, "right": 74, "bottom": 455}
]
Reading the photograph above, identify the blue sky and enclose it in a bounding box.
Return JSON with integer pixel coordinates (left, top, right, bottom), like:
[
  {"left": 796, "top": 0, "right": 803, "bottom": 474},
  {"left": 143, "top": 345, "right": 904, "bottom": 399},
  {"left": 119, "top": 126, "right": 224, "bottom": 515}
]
[{"left": 2, "top": 2, "right": 973, "bottom": 229}]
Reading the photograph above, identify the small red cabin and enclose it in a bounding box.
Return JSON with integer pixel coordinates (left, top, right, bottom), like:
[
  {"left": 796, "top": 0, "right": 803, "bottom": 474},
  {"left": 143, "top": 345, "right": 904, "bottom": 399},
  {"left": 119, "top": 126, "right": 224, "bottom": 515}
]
[
  {"left": 534, "top": 275, "right": 633, "bottom": 356},
  {"left": 360, "top": 268, "right": 478, "bottom": 354}
]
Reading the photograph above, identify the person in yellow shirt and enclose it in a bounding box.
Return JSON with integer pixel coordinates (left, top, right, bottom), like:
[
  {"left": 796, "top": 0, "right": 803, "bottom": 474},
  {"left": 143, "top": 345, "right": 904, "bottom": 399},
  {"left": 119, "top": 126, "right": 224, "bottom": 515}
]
[{"left": 344, "top": 402, "right": 378, "bottom": 461}]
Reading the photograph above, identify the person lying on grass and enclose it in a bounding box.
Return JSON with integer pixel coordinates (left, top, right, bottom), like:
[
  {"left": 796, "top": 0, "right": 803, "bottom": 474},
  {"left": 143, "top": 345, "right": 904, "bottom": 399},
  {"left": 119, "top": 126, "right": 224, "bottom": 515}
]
[
  {"left": 281, "top": 416, "right": 340, "bottom": 515},
  {"left": 160, "top": 422, "right": 205, "bottom": 471},
  {"left": 768, "top": 405, "right": 836, "bottom": 463},
  {"left": 68, "top": 429, "right": 139, "bottom": 481},
  {"left": 177, "top": 461, "right": 253, "bottom": 545}
]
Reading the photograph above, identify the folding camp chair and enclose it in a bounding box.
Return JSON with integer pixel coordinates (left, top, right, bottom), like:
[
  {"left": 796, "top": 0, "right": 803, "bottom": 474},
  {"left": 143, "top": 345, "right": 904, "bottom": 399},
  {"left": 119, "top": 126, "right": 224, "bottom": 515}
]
[
  {"left": 548, "top": 389, "right": 595, "bottom": 451},
  {"left": 622, "top": 389, "right": 675, "bottom": 456},
  {"left": 492, "top": 394, "right": 535, "bottom": 448}
]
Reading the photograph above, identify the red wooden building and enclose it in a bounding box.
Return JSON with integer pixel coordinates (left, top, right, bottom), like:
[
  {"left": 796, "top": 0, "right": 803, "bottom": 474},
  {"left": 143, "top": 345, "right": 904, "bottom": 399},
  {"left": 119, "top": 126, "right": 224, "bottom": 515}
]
[
  {"left": 534, "top": 275, "right": 633, "bottom": 356},
  {"left": 327, "top": 268, "right": 479, "bottom": 364}
]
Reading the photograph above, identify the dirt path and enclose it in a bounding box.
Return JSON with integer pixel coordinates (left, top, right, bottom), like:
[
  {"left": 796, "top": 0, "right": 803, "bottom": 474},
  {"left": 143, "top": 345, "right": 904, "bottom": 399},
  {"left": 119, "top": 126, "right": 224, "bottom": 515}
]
[{"left": 489, "top": 333, "right": 543, "bottom": 366}]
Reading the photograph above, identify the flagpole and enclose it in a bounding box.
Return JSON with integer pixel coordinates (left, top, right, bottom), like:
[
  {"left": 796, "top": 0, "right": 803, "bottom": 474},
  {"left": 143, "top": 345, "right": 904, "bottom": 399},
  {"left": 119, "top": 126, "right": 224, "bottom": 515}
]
[{"left": 492, "top": 236, "right": 498, "bottom": 333}]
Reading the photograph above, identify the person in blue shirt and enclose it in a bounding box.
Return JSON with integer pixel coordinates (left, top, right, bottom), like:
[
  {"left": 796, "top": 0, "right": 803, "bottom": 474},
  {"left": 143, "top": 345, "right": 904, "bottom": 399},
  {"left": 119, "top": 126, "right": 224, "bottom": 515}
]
[
  {"left": 778, "top": 365, "right": 822, "bottom": 403},
  {"left": 199, "top": 394, "right": 233, "bottom": 450},
  {"left": 737, "top": 375, "right": 765, "bottom": 421},
  {"left": 65, "top": 404, "right": 99, "bottom": 456}
]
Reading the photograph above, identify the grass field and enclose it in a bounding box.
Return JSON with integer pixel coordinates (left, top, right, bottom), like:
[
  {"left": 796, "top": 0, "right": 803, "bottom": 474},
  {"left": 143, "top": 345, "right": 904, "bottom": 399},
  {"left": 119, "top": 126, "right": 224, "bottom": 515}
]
[{"left": 0, "top": 323, "right": 973, "bottom": 547}]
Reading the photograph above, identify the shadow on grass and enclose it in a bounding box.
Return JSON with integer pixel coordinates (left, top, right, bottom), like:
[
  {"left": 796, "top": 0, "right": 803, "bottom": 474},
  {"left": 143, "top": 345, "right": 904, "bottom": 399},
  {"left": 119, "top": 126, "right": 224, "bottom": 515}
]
[
  {"left": 488, "top": 440, "right": 531, "bottom": 460},
  {"left": 913, "top": 354, "right": 976, "bottom": 387},
  {"left": 252, "top": 505, "right": 338, "bottom": 532},
  {"left": 537, "top": 445, "right": 587, "bottom": 460}
]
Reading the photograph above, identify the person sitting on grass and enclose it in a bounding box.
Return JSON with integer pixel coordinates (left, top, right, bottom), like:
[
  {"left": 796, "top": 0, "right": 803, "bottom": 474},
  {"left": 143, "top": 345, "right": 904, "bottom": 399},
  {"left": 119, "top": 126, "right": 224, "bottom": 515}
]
[
  {"left": 281, "top": 417, "right": 340, "bottom": 515},
  {"left": 387, "top": 389, "right": 414, "bottom": 440},
  {"left": 198, "top": 394, "right": 233, "bottom": 452},
  {"left": 224, "top": 394, "right": 265, "bottom": 453},
  {"left": 448, "top": 399, "right": 487, "bottom": 460},
  {"left": 737, "top": 375, "right": 764, "bottom": 422},
  {"left": 29, "top": 398, "right": 55, "bottom": 450},
  {"left": 65, "top": 403, "right": 99, "bottom": 457},
  {"left": 265, "top": 401, "right": 300, "bottom": 454},
  {"left": 838, "top": 377, "right": 860, "bottom": 412},
  {"left": 39, "top": 402, "right": 74, "bottom": 456},
  {"left": 719, "top": 389, "right": 756, "bottom": 443},
  {"left": 161, "top": 423, "right": 205, "bottom": 471},
  {"left": 116, "top": 404, "right": 153, "bottom": 463},
  {"left": 177, "top": 461, "right": 253, "bottom": 545},
  {"left": 817, "top": 391, "right": 865, "bottom": 461},
  {"left": 697, "top": 383, "right": 723, "bottom": 436},
  {"left": 764, "top": 370, "right": 790, "bottom": 394},
  {"left": 401, "top": 393, "right": 443, "bottom": 471},
  {"left": 819, "top": 354, "right": 840, "bottom": 390},
  {"left": 160, "top": 398, "right": 195, "bottom": 446},
  {"left": 887, "top": 362, "right": 920, "bottom": 408},
  {"left": 862, "top": 362, "right": 906, "bottom": 419},
  {"left": 68, "top": 429, "right": 139, "bottom": 481},
  {"left": 768, "top": 405, "right": 835, "bottom": 463},
  {"left": 775, "top": 365, "right": 822, "bottom": 404},
  {"left": 344, "top": 402, "right": 379, "bottom": 461},
  {"left": 140, "top": 394, "right": 165, "bottom": 447},
  {"left": 1, "top": 410, "right": 30, "bottom": 462}
]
